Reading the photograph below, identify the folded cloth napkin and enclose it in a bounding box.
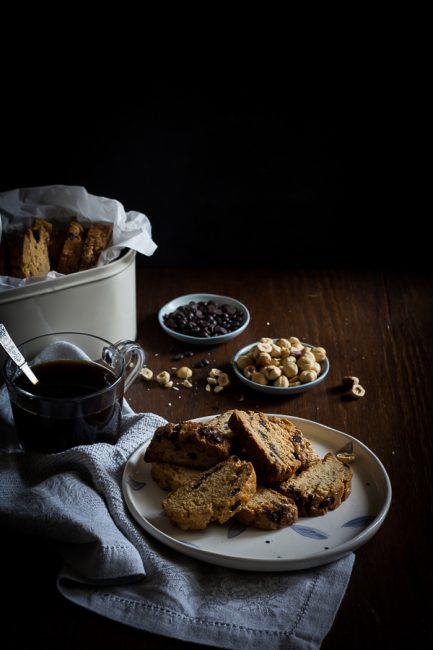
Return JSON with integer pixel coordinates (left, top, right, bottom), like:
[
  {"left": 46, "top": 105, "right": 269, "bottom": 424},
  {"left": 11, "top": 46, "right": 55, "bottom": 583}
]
[{"left": 0, "top": 396, "right": 354, "bottom": 650}]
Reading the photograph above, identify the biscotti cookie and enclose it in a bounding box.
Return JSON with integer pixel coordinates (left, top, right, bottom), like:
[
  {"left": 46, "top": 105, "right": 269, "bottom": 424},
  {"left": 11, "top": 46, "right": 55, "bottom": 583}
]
[
  {"left": 162, "top": 455, "right": 257, "bottom": 530},
  {"left": 57, "top": 221, "right": 85, "bottom": 274},
  {"left": 151, "top": 462, "right": 201, "bottom": 491},
  {"left": 207, "top": 409, "right": 235, "bottom": 440},
  {"left": 267, "top": 416, "right": 320, "bottom": 471},
  {"left": 276, "top": 452, "right": 352, "bottom": 516},
  {"left": 236, "top": 486, "right": 298, "bottom": 530},
  {"left": 79, "top": 222, "right": 112, "bottom": 270},
  {"left": 228, "top": 410, "right": 300, "bottom": 483},
  {"left": 144, "top": 420, "right": 232, "bottom": 469},
  {"left": 8, "top": 218, "right": 52, "bottom": 278}
]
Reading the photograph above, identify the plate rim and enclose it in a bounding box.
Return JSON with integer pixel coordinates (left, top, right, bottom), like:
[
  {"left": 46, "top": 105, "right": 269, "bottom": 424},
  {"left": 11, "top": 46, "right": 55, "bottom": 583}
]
[
  {"left": 122, "top": 414, "right": 392, "bottom": 572},
  {"left": 232, "top": 340, "right": 330, "bottom": 394}
]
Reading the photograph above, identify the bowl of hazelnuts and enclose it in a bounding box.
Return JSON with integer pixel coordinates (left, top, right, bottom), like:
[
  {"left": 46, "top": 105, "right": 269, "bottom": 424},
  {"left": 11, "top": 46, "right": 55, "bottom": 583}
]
[{"left": 232, "top": 336, "right": 330, "bottom": 395}]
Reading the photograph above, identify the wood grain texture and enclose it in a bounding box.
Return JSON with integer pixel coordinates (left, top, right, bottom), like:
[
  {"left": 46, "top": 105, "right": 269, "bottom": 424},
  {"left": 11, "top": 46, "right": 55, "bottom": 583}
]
[{"left": 2, "top": 266, "right": 432, "bottom": 649}]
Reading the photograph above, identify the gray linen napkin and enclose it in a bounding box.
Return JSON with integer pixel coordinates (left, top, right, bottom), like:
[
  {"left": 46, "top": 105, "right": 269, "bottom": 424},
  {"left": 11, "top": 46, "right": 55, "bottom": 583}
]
[{"left": 0, "top": 392, "right": 354, "bottom": 650}]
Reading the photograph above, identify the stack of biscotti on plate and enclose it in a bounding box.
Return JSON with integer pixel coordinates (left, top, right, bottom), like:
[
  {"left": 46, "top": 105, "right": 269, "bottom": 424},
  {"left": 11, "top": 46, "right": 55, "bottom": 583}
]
[
  {"left": 0, "top": 217, "right": 113, "bottom": 278},
  {"left": 144, "top": 409, "right": 353, "bottom": 531}
]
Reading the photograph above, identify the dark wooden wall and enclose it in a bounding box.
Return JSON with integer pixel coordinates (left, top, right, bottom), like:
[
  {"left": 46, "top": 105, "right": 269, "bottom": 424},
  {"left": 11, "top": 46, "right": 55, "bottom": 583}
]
[{"left": 0, "top": 82, "right": 413, "bottom": 268}]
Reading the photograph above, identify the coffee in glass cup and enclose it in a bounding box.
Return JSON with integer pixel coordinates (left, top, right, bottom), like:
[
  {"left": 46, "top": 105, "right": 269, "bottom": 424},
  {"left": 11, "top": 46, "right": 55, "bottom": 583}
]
[{"left": 3, "top": 332, "right": 145, "bottom": 453}]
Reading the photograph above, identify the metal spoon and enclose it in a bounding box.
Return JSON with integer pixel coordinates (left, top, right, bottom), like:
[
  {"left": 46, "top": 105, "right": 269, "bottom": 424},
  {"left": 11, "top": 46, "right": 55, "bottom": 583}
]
[{"left": 0, "top": 324, "right": 39, "bottom": 385}]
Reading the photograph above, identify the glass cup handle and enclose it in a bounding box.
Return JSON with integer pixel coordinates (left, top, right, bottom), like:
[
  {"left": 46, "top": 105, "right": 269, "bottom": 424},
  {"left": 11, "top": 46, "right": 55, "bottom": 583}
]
[{"left": 114, "top": 340, "right": 145, "bottom": 392}]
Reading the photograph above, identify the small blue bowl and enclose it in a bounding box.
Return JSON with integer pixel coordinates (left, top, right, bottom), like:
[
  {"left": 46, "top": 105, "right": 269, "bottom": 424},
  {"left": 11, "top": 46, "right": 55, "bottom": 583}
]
[
  {"left": 158, "top": 293, "right": 250, "bottom": 345},
  {"left": 232, "top": 340, "right": 330, "bottom": 395}
]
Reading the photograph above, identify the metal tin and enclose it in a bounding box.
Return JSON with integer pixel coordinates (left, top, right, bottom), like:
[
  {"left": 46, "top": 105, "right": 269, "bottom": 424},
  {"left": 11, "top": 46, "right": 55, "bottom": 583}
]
[{"left": 0, "top": 249, "right": 137, "bottom": 344}]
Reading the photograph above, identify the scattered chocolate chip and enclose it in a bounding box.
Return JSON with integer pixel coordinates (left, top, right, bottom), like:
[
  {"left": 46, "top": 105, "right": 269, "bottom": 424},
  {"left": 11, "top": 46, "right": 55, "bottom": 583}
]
[{"left": 193, "top": 358, "right": 210, "bottom": 368}]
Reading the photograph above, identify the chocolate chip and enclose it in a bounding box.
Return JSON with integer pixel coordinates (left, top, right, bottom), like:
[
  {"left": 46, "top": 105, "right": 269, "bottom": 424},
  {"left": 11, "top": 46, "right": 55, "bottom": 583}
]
[{"left": 193, "top": 358, "right": 210, "bottom": 368}]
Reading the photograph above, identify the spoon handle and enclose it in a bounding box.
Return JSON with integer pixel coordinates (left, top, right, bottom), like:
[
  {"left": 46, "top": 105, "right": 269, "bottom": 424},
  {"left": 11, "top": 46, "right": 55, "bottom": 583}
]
[{"left": 0, "top": 324, "right": 39, "bottom": 385}]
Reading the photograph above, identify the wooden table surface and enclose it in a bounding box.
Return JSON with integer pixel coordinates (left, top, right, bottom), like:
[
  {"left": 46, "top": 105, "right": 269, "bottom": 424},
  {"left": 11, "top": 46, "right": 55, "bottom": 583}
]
[{"left": 2, "top": 265, "right": 433, "bottom": 649}]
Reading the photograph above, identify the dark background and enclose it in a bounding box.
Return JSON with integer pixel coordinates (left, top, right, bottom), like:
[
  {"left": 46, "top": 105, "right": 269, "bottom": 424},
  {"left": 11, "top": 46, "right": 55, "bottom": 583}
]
[{"left": 0, "top": 81, "right": 411, "bottom": 268}]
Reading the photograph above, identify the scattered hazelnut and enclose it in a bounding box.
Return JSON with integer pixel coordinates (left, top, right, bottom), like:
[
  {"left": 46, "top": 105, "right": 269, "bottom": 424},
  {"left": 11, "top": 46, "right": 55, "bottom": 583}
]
[
  {"left": 177, "top": 366, "right": 192, "bottom": 379},
  {"left": 349, "top": 384, "right": 366, "bottom": 399},
  {"left": 140, "top": 367, "right": 153, "bottom": 380},
  {"left": 217, "top": 372, "right": 230, "bottom": 387},
  {"left": 156, "top": 371, "right": 171, "bottom": 385},
  {"left": 343, "top": 376, "right": 360, "bottom": 388}
]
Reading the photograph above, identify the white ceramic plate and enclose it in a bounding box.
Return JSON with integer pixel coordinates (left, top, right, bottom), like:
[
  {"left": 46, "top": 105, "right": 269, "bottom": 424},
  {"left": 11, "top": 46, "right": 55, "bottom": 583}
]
[
  {"left": 122, "top": 415, "right": 391, "bottom": 572},
  {"left": 232, "top": 341, "right": 330, "bottom": 395},
  {"left": 158, "top": 293, "right": 250, "bottom": 345}
]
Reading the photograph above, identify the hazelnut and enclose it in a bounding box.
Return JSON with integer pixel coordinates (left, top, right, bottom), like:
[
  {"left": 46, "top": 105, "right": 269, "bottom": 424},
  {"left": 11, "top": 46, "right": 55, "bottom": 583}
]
[
  {"left": 251, "top": 370, "right": 268, "bottom": 385},
  {"left": 256, "top": 341, "right": 273, "bottom": 354},
  {"left": 349, "top": 384, "right": 366, "bottom": 399},
  {"left": 177, "top": 366, "right": 192, "bottom": 379},
  {"left": 282, "top": 360, "right": 298, "bottom": 378},
  {"left": 256, "top": 353, "right": 273, "bottom": 368},
  {"left": 343, "top": 376, "right": 360, "bottom": 388},
  {"left": 156, "top": 371, "right": 171, "bottom": 385},
  {"left": 236, "top": 354, "right": 253, "bottom": 370},
  {"left": 298, "top": 354, "right": 315, "bottom": 371},
  {"left": 217, "top": 372, "right": 230, "bottom": 387},
  {"left": 299, "top": 369, "right": 318, "bottom": 383},
  {"left": 262, "top": 365, "right": 282, "bottom": 381},
  {"left": 273, "top": 375, "right": 289, "bottom": 387},
  {"left": 312, "top": 346, "right": 327, "bottom": 362}
]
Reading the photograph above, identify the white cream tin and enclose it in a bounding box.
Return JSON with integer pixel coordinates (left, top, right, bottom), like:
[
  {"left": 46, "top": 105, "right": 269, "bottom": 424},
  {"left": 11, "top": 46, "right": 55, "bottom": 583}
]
[{"left": 0, "top": 249, "right": 137, "bottom": 345}]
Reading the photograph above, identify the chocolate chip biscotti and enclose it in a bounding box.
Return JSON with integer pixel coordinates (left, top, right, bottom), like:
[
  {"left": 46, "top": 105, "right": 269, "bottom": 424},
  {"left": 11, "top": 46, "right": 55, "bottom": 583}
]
[
  {"left": 8, "top": 218, "right": 52, "bottom": 278},
  {"left": 228, "top": 410, "right": 300, "bottom": 483},
  {"left": 267, "top": 416, "right": 320, "bottom": 471},
  {"left": 57, "top": 220, "right": 85, "bottom": 274},
  {"left": 276, "top": 452, "right": 352, "bottom": 516},
  {"left": 236, "top": 486, "right": 298, "bottom": 530},
  {"left": 79, "top": 222, "right": 113, "bottom": 270},
  {"left": 162, "top": 455, "right": 257, "bottom": 530},
  {"left": 144, "top": 420, "right": 232, "bottom": 469},
  {"left": 206, "top": 409, "right": 235, "bottom": 440},
  {"left": 151, "top": 462, "right": 202, "bottom": 491}
]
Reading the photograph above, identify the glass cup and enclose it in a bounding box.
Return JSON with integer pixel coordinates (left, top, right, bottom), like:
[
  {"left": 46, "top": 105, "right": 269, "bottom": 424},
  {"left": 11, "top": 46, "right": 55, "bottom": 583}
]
[{"left": 3, "top": 332, "right": 145, "bottom": 453}]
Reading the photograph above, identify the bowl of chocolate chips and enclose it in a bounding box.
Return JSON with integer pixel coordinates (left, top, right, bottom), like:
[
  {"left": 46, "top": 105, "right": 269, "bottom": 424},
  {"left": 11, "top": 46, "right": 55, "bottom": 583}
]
[{"left": 158, "top": 293, "right": 250, "bottom": 345}]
